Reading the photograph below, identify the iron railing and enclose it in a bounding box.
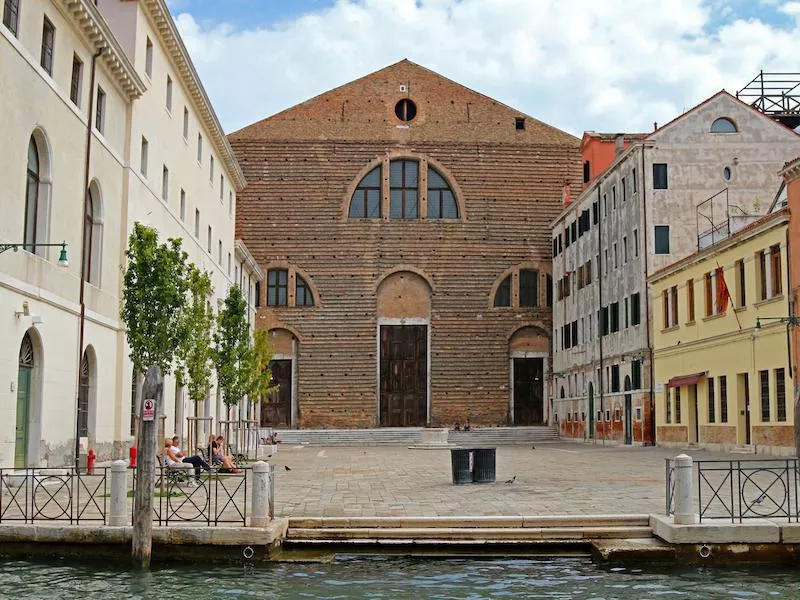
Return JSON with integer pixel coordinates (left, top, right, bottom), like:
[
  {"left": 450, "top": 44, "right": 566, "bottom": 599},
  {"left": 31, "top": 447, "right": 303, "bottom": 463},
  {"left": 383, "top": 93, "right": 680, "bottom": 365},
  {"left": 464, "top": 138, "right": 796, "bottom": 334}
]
[
  {"left": 665, "top": 458, "right": 800, "bottom": 522},
  {"left": 1, "top": 463, "right": 276, "bottom": 526},
  {"left": 0, "top": 467, "right": 108, "bottom": 524}
]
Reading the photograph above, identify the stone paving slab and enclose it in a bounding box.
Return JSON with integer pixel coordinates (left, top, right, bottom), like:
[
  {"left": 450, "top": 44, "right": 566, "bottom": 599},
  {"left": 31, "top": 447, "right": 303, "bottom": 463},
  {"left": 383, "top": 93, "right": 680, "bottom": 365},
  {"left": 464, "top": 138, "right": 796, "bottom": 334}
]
[{"left": 270, "top": 442, "right": 744, "bottom": 518}]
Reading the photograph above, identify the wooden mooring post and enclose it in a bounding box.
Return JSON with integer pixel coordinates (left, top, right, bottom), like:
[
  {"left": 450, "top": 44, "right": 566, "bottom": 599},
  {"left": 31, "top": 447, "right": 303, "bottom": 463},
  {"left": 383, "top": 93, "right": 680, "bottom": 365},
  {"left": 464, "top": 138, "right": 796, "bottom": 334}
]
[{"left": 132, "top": 365, "right": 162, "bottom": 569}]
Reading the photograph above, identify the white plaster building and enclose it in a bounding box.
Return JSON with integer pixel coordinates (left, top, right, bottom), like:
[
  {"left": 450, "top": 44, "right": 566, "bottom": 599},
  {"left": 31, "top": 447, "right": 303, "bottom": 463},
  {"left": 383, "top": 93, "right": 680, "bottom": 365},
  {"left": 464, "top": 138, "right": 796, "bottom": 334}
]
[
  {"left": 0, "top": 0, "right": 259, "bottom": 468},
  {"left": 551, "top": 92, "right": 800, "bottom": 447}
]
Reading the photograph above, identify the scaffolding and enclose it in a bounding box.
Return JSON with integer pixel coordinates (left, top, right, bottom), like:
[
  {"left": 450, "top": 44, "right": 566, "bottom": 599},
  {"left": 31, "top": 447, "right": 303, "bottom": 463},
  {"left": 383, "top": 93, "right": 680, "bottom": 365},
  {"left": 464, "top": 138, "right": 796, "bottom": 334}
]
[{"left": 736, "top": 71, "right": 800, "bottom": 129}]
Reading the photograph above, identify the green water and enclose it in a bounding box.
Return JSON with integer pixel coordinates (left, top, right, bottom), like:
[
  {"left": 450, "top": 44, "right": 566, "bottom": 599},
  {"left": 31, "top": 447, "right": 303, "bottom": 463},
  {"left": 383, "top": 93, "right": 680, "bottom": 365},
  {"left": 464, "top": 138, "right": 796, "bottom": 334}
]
[{"left": 0, "top": 555, "right": 798, "bottom": 599}]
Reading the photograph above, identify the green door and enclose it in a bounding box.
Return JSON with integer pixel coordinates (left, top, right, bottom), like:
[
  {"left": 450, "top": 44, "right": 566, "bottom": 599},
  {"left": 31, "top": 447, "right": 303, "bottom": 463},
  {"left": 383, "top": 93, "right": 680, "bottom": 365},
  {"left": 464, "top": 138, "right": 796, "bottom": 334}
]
[{"left": 15, "top": 367, "right": 31, "bottom": 468}]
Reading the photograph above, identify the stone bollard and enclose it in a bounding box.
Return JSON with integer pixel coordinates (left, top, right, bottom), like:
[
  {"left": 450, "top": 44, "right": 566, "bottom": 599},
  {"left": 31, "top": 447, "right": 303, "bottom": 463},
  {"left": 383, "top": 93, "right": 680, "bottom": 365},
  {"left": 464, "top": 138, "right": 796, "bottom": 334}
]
[
  {"left": 673, "top": 453, "right": 696, "bottom": 525},
  {"left": 108, "top": 460, "right": 129, "bottom": 527},
  {"left": 250, "top": 461, "right": 270, "bottom": 528}
]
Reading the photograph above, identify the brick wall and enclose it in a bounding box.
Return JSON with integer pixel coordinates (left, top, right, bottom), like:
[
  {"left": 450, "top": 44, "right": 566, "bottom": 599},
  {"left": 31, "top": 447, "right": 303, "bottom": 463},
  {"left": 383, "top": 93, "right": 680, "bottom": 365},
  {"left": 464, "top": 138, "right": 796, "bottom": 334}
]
[{"left": 231, "top": 61, "right": 580, "bottom": 428}]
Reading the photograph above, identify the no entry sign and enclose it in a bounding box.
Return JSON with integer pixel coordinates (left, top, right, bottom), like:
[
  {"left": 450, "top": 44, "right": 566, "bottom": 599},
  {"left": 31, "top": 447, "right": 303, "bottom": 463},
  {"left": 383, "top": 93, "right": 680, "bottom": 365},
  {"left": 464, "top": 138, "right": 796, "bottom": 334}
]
[{"left": 142, "top": 398, "right": 155, "bottom": 421}]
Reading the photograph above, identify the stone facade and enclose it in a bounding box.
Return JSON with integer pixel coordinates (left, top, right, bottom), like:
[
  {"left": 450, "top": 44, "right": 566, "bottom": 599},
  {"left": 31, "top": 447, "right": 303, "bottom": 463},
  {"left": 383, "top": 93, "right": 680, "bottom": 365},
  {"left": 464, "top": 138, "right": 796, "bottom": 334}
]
[
  {"left": 1, "top": 0, "right": 255, "bottom": 467},
  {"left": 551, "top": 92, "right": 800, "bottom": 446},
  {"left": 231, "top": 60, "right": 581, "bottom": 429}
]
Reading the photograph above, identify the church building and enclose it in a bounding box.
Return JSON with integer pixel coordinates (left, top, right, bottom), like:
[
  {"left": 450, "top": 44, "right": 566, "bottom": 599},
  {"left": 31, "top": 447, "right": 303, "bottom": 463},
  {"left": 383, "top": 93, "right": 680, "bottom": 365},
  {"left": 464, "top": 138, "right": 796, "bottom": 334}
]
[{"left": 230, "top": 60, "right": 580, "bottom": 428}]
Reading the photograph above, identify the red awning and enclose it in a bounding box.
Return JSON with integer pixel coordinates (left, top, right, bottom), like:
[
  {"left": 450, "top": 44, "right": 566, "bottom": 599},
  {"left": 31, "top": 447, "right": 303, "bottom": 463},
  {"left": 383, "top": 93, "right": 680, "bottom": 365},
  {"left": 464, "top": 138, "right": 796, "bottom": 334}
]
[{"left": 667, "top": 372, "right": 706, "bottom": 389}]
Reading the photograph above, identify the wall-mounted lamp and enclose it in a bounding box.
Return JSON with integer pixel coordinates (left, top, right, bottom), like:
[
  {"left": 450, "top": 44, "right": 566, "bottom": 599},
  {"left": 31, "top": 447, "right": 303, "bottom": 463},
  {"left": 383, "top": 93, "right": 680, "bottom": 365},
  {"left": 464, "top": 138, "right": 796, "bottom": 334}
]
[
  {"left": 1, "top": 241, "right": 69, "bottom": 267},
  {"left": 15, "top": 301, "right": 31, "bottom": 318}
]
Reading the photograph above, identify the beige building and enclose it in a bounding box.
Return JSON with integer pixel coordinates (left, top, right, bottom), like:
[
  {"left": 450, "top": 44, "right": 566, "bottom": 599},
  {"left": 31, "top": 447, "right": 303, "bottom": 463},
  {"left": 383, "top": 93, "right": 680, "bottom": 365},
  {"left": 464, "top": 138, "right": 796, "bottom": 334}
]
[
  {"left": 0, "top": 0, "right": 257, "bottom": 468},
  {"left": 650, "top": 209, "right": 793, "bottom": 455}
]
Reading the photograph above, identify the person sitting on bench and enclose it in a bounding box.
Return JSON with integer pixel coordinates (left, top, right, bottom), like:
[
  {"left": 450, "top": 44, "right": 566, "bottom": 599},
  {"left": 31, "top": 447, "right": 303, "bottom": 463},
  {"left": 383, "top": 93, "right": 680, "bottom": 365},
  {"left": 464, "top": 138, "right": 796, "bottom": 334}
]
[
  {"left": 210, "top": 435, "right": 241, "bottom": 473},
  {"left": 167, "top": 436, "right": 210, "bottom": 484}
]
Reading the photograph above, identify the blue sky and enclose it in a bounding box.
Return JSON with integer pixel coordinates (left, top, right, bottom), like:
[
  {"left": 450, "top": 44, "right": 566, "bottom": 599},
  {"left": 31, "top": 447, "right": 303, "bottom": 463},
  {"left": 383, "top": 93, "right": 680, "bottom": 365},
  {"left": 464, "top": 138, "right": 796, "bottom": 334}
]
[{"left": 167, "top": 0, "right": 800, "bottom": 135}]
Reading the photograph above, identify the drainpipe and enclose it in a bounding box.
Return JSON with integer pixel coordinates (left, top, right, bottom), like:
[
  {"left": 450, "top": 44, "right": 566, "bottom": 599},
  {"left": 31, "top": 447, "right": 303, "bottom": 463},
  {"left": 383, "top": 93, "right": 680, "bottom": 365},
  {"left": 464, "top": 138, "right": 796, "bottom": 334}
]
[
  {"left": 596, "top": 182, "right": 605, "bottom": 445},
  {"left": 641, "top": 144, "right": 655, "bottom": 446},
  {"left": 74, "top": 48, "right": 103, "bottom": 469}
]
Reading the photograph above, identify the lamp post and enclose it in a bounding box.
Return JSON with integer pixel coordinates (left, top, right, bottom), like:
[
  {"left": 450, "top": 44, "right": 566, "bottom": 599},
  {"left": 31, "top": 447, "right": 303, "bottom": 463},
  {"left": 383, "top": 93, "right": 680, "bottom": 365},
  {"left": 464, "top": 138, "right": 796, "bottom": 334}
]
[{"left": 1, "top": 242, "right": 69, "bottom": 267}]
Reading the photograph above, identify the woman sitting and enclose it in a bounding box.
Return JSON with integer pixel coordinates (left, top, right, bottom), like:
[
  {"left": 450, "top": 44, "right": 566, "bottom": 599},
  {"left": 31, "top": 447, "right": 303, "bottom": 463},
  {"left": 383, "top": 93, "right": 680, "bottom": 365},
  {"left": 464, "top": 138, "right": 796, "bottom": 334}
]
[{"left": 210, "top": 435, "right": 241, "bottom": 473}]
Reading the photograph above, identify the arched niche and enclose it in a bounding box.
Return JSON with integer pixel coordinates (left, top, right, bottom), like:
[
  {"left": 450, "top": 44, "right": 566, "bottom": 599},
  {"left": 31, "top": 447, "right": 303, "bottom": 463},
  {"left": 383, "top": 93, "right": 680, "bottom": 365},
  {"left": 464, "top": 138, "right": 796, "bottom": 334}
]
[{"left": 376, "top": 269, "right": 432, "bottom": 319}]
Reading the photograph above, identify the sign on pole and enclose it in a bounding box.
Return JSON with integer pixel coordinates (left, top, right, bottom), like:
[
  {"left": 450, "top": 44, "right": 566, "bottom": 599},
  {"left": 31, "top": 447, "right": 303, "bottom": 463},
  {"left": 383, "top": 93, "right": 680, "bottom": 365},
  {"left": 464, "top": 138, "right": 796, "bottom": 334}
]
[{"left": 143, "top": 398, "right": 155, "bottom": 422}]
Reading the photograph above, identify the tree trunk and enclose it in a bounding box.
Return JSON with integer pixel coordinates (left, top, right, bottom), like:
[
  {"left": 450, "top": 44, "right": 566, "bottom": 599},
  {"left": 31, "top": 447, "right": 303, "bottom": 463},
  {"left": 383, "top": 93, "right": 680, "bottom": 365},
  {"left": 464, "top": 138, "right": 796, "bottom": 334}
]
[{"left": 132, "top": 365, "right": 163, "bottom": 569}]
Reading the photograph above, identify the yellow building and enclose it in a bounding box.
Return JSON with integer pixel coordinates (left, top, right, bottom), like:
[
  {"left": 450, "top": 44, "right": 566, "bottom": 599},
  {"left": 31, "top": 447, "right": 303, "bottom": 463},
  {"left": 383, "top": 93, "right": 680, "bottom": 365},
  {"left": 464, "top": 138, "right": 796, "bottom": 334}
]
[{"left": 650, "top": 208, "right": 793, "bottom": 455}]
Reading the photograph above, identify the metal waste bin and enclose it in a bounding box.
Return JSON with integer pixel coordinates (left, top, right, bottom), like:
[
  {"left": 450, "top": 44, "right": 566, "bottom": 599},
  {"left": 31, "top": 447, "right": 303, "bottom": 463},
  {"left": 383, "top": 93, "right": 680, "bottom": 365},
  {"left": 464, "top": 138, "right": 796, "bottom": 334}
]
[
  {"left": 450, "top": 448, "right": 472, "bottom": 484},
  {"left": 472, "top": 448, "right": 496, "bottom": 483}
]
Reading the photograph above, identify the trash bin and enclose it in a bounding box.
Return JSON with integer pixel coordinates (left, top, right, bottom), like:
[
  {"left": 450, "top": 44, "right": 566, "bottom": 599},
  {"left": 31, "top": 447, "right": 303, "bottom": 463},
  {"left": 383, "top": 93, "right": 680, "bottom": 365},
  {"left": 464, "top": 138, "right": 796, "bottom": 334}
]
[
  {"left": 450, "top": 448, "right": 472, "bottom": 484},
  {"left": 473, "top": 448, "right": 496, "bottom": 483}
]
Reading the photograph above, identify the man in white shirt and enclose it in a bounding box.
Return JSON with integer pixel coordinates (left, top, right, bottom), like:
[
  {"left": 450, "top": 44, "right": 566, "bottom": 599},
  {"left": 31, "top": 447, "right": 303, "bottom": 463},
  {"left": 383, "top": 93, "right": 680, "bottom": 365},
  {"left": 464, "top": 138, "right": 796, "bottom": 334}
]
[{"left": 166, "top": 436, "right": 210, "bottom": 482}]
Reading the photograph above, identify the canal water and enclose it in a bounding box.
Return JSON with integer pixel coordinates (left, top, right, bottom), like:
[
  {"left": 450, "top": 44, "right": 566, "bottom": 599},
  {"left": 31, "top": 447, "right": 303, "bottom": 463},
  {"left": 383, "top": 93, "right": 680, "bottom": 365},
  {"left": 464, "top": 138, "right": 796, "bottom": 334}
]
[{"left": 1, "top": 554, "right": 798, "bottom": 599}]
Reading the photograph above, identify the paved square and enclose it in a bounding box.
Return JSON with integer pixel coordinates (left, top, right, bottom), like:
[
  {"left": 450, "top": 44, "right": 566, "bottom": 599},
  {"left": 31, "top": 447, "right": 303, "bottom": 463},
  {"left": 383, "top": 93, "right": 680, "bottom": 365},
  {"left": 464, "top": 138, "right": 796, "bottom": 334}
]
[{"left": 271, "top": 442, "right": 743, "bottom": 517}]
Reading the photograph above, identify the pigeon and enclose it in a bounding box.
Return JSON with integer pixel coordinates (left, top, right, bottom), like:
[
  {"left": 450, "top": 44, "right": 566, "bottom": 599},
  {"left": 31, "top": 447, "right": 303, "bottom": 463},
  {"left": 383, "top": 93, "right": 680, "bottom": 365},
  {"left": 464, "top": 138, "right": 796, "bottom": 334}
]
[
  {"left": 504, "top": 476, "right": 516, "bottom": 485},
  {"left": 531, "top": 445, "right": 536, "bottom": 450},
  {"left": 284, "top": 465, "right": 291, "bottom": 471}
]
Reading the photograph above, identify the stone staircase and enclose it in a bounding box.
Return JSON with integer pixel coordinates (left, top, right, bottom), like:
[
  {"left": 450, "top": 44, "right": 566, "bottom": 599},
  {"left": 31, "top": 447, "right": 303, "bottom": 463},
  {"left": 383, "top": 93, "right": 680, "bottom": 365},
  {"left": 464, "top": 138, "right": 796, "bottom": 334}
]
[
  {"left": 272, "top": 426, "right": 558, "bottom": 446},
  {"left": 285, "top": 515, "right": 652, "bottom": 546}
]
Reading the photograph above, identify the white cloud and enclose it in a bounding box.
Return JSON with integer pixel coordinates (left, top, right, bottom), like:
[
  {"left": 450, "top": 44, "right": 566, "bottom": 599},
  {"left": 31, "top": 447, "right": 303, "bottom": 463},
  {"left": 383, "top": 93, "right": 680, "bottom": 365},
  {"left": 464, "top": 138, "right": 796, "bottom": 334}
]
[{"left": 173, "top": 0, "right": 800, "bottom": 136}]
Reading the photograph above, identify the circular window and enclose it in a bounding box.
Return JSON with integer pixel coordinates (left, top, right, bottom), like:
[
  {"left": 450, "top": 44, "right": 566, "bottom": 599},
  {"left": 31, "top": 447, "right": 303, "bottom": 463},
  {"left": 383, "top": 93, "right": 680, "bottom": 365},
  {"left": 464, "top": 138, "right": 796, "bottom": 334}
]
[
  {"left": 723, "top": 166, "right": 732, "bottom": 182},
  {"left": 395, "top": 99, "right": 417, "bottom": 122}
]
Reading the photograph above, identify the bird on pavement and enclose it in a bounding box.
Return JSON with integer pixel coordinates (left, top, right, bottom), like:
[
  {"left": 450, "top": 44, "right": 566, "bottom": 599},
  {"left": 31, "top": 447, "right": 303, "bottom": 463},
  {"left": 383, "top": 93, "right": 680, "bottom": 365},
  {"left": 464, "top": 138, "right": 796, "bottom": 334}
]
[
  {"left": 504, "top": 476, "right": 516, "bottom": 485},
  {"left": 284, "top": 465, "right": 291, "bottom": 471},
  {"left": 531, "top": 445, "right": 536, "bottom": 450}
]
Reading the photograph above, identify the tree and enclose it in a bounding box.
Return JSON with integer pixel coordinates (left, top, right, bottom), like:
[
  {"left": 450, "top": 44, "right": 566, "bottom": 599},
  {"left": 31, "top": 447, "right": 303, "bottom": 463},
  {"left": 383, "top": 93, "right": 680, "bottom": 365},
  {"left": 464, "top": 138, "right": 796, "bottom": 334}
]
[
  {"left": 214, "top": 285, "right": 251, "bottom": 408},
  {"left": 121, "top": 222, "right": 190, "bottom": 375},
  {"left": 246, "top": 330, "right": 278, "bottom": 407},
  {"left": 177, "top": 266, "right": 215, "bottom": 404}
]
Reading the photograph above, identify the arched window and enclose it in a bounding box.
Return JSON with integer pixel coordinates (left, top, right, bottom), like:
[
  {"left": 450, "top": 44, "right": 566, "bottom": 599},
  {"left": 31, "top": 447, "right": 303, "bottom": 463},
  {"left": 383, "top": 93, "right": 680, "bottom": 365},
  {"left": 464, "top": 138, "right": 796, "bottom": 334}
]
[
  {"left": 711, "top": 118, "right": 737, "bottom": 133},
  {"left": 78, "top": 351, "right": 90, "bottom": 438},
  {"left": 83, "top": 188, "right": 95, "bottom": 283},
  {"left": 349, "top": 166, "right": 382, "bottom": 218},
  {"left": 24, "top": 137, "right": 40, "bottom": 252},
  {"left": 494, "top": 275, "right": 511, "bottom": 307},
  {"left": 296, "top": 275, "right": 314, "bottom": 306},
  {"left": 519, "top": 269, "right": 539, "bottom": 307},
  {"left": 390, "top": 159, "right": 418, "bottom": 219},
  {"left": 427, "top": 166, "right": 458, "bottom": 219}
]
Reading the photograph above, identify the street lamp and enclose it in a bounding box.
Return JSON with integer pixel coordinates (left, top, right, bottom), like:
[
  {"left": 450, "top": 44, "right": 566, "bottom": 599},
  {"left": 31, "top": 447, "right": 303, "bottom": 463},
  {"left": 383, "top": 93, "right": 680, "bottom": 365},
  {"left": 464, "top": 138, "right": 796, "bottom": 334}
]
[{"left": 1, "top": 242, "right": 69, "bottom": 267}]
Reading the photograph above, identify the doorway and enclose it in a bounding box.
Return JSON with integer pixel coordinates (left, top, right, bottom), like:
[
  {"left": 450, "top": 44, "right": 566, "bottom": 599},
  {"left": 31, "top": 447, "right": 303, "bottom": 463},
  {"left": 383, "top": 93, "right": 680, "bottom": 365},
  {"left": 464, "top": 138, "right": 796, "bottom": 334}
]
[
  {"left": 16, "top": 333, "right": 35, "bottom": 468},
  {"left": 588, "top": 383, "right": 595, "bottom": 439},
  {"left": 688, "top": 383, "right": 699, "bottom": 444},
  {"left": 261, "top": 359, "right": 292, "bottom": 427},
  {"left": 624, "top": 376, "right": 632, "bottom": 445},
  {"left": 379, "top": 325, "right": 427, "bottom": 427},
  {"left": 737, "top": 373, "right": 751, "bottom": 445},
  {"left": 513, "top": 358, "right": 544, "bottom": 425}
]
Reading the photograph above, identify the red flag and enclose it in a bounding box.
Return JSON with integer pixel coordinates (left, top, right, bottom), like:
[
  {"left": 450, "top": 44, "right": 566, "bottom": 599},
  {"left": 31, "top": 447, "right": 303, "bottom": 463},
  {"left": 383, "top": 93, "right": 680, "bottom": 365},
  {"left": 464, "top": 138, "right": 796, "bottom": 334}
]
[{"left": 716, "top": 267, "right": 730, "bottom": 313}]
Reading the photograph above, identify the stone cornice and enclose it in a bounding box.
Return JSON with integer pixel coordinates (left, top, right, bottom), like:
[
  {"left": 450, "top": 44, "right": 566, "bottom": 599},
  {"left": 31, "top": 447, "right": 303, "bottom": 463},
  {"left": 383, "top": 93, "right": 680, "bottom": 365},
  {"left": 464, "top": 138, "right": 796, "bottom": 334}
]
[
  {"left": 235, "top": 240, "right": 264, "bottom": 281},
  {"left": 141, "top": 0, "right": 246, "bottom": 191},
  {"left": 59, "top": 0, "right": 145, "bottom": 100},
  {"left": 780, "top": 156, "right": 800, "bottom": 183}
]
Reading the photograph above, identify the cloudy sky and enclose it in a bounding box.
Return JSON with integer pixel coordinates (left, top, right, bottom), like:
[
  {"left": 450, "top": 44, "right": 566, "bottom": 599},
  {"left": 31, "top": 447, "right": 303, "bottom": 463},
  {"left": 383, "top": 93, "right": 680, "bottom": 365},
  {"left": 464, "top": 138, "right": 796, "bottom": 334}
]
[{"left": 166, "top": 0, "right": 800, "bottom": 137}]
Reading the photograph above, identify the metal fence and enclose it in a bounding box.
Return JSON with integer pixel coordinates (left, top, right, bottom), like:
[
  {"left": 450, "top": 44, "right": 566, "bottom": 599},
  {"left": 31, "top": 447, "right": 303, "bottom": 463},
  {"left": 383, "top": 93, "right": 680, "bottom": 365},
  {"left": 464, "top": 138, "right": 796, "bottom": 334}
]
[
  {"left": 1, "top": 463, "right": 275, "bottom": 526},
  {"left": 0, "top": 467, "right": 108, "bottom": 524},
  {"left": 666, "top": 458, "right": 800, "bottom": 522}
]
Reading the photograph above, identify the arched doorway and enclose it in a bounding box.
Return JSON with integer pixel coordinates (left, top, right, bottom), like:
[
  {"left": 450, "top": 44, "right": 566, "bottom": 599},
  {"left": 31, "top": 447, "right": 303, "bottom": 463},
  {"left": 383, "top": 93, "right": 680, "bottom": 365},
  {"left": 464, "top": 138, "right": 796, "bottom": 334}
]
[
  {"left": 588, "top": 382, "right": 595, "bottom": 439},
  {"left": 261, "top": 328, "right": 298, "bottom": 428},
  {"left": 16, "top": 333, "right": 35, "bottom": 468},
  {"left": 624, "top": 375, "right": 632, "bottom": 445},
  {"left": 376, "top": 270, "right": 432, "bottom": 427},
  {"left": 509, "top": 326, "right": 548, "bottom": 425}
]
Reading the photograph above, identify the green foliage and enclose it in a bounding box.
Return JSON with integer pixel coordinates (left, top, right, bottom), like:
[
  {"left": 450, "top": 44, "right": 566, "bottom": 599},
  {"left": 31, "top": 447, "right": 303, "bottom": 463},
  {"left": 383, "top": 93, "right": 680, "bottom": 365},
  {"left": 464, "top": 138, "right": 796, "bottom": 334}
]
[
  {"left": 247, "top": 330, "right": 278, "bottom": 404},
  {"left": 214, "top": 285, "right": 251, "bottom": 407},
  {"left": 121, "top": 222, "right": 190, "bottom": 375},
  {"left": 178, "top": 266, "right": 215, "bottom": 403}
]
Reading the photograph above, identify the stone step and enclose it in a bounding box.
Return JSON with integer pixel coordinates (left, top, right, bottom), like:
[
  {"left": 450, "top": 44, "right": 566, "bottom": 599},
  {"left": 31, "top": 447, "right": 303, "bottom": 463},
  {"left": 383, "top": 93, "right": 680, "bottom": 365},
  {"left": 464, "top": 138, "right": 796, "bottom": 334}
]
[
  {"left": 286, "top": 526, "right": 653, "bottom": 543},
  {"left": 288, "top": 514, "right": 651, "bottom": 529},
  {"left": 273, "top": 426, "right": 558, "bottom": 446}
]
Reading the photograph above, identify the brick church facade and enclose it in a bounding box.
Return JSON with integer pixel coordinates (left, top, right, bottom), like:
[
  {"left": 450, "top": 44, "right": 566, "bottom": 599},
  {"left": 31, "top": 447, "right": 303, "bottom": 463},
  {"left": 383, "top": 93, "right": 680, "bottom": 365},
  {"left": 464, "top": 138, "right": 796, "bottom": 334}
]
[{"left": 230, "top": 60, "right": 580, "bottom": 428}]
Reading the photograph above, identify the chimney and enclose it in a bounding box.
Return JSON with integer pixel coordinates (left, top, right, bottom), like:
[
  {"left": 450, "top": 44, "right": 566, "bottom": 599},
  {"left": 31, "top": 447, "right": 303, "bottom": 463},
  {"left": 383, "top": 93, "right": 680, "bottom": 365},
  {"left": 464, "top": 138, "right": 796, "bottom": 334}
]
[
  {"left": 653, "top": 121, "right": 658, "bottom": 131},
  {"left": 563, "top": 183, "right": 572, "bottom": 206},
  {"left": 614, "top": 134, "right": 625, "bottom": 158}
]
